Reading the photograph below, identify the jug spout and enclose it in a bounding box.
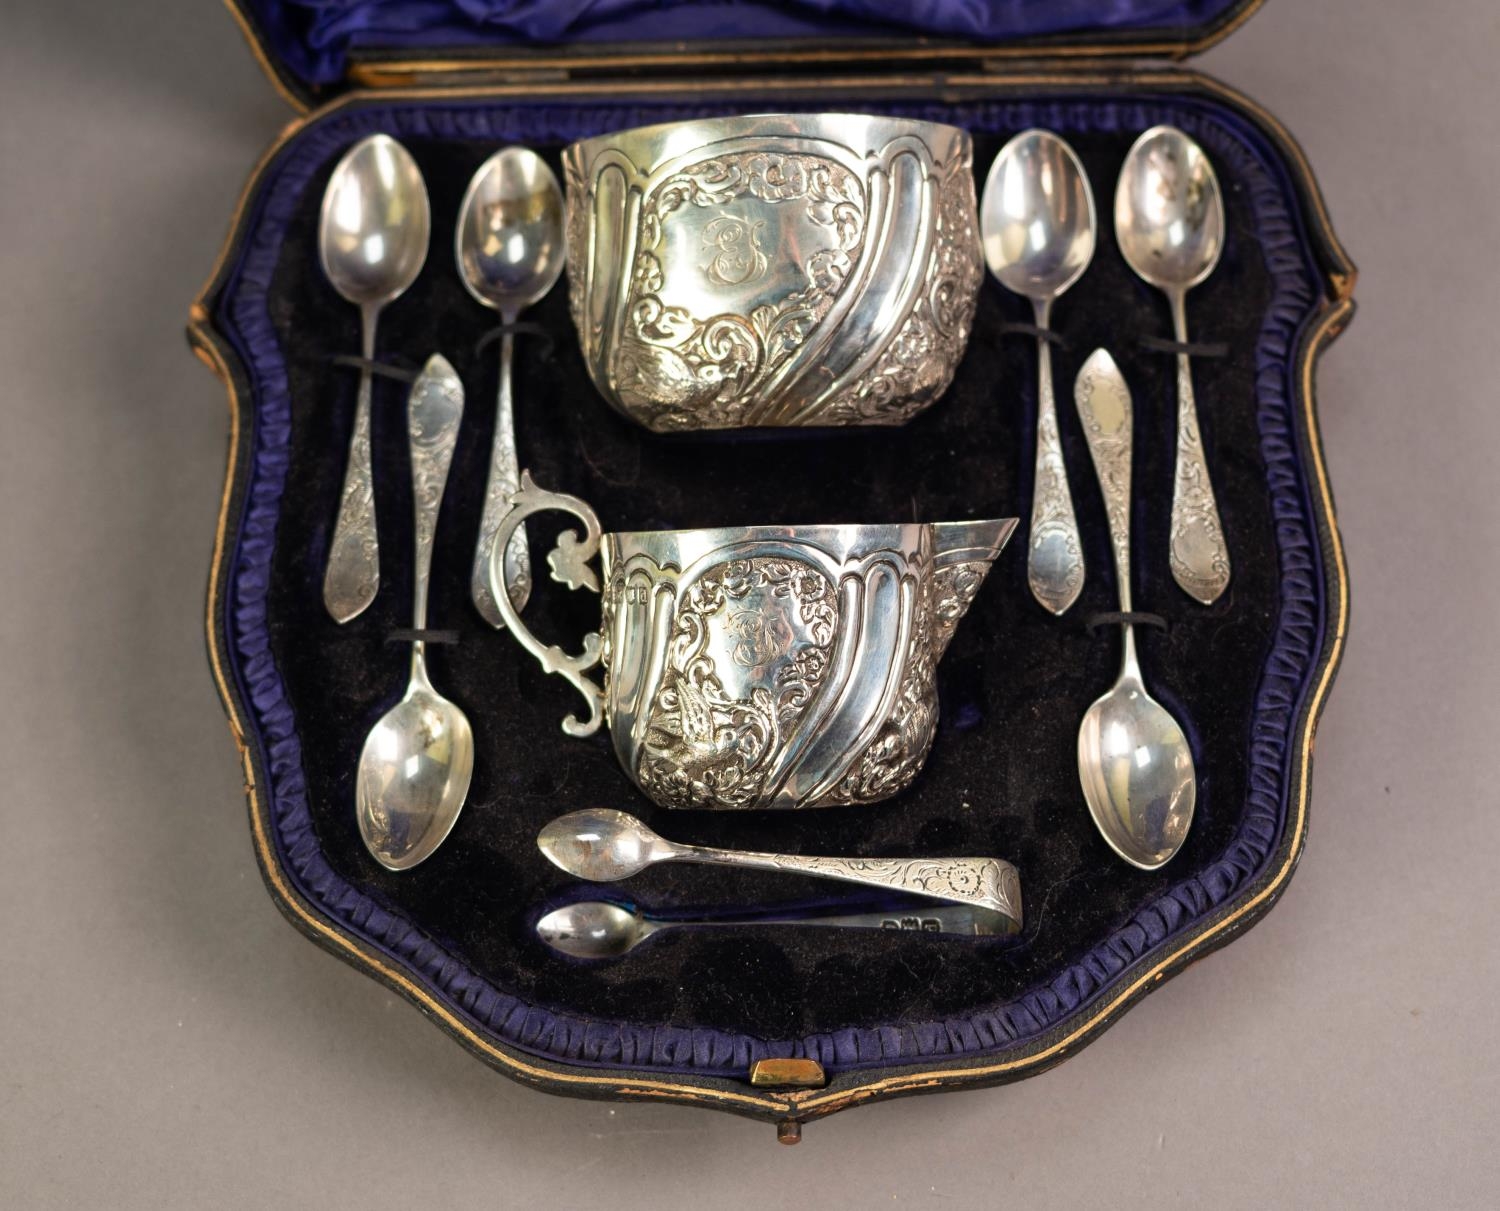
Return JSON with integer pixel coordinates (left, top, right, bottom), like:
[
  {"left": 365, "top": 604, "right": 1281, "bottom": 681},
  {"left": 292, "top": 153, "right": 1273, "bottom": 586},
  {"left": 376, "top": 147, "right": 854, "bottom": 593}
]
[
  {"left": 932, "top": 518, "right": 1018, "bottom": 566},
  {"left": 929, "top": 518, "right": 1018, "bottom": 658}
]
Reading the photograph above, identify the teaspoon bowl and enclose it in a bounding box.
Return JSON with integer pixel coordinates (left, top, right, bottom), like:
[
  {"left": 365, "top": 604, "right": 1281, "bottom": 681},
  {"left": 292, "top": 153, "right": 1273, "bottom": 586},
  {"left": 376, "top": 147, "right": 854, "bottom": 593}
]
[
  {"left": 455, "top": 147, "right": 567, "bottom": 315},
  {"left": 1114, "top": 125, "right": 1225, "bottom": 294},
  {"left": 319, "top": 134, "right": 430, "bottom": 307},
  {"left": 1077, "top": 677, "right": 1196, "bottom": 870},
  {"left": 357, "top": 682, "right": 475, "bottom": 872},
  {"left": 980, "top": 128, "right": 1097, "bottom": 301}
]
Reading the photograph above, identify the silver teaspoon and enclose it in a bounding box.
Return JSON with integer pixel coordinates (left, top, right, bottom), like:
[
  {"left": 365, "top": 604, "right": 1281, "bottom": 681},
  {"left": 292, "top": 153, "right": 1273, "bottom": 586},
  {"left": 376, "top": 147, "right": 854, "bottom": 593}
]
[
  {"left": 981, "top": 129, "right": 1096, "bottom": 615},
  {"left": 318, "top": 134, "right": 431, "bottom": 623},
  {"left": 1115, "top": 126, "right": 1231, "bottom": 604},
  {"left": 1074, "top": 349, "right": 1196, "bottom": 869},
  {"left": 455, "top": 147, "right": 567, "bottom": 628},
  {"left": 537, "top": 900, "right": 1005, "bottom": 960},
  {"left": 537, "top": 809, "right": 1023, "bottom": 932},
  {"left": 356, "top": 355, "right": 473, "bottom": 871}
]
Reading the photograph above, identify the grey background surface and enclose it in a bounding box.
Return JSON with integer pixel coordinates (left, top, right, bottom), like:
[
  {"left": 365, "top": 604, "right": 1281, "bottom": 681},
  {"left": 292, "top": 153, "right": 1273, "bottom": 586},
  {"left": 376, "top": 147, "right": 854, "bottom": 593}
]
[{"left": 2, "top": 2, "right": 1496, "bottom": 1206}]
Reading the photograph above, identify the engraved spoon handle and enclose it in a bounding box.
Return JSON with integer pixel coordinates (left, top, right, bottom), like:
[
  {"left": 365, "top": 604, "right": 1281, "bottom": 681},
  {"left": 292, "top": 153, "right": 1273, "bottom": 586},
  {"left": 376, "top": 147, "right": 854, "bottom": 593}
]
[
  {"left": 1075, "top": 349, "right": 1141, "bottom": 681},
  {"left": 1075, "top": 352, "right": 1133, "bottom": 609},
  {"left": 673, "top": 845, "right": 1022, "bottom": 932},
  {"left": 323, "top": 303, "right": 381, "bottom": 623},
  {"left": 471, "top": 320, "right": 532, "bottom": 627},
  {"left": 1027, "top": 296, "right": 1085, "bottom": 615},
  {"left": 1167, "top": 289, "right": 1231, "bottom": 604},
  {"left": 406, "top": 356, "right": 464, "bottom": 684}
]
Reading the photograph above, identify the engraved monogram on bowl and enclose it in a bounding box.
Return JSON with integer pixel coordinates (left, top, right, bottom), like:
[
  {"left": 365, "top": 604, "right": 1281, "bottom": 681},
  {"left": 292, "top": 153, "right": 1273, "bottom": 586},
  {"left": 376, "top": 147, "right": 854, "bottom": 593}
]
[
  {"left": 564, "top": 115, "right": 982, "bottom": 432},
  {"left": 487, "top": 474, "right": 1017, "bottom": 811},
  {"left": 701, "top": 214, "right": 770, "bottom": 286}
]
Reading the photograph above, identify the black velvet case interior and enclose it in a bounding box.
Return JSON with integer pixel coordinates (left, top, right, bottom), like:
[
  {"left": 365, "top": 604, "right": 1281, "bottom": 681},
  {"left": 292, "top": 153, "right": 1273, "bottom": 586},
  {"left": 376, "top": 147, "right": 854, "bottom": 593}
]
[{"left": 209, "top": 91, "right": 1333, "bottom": 1076}]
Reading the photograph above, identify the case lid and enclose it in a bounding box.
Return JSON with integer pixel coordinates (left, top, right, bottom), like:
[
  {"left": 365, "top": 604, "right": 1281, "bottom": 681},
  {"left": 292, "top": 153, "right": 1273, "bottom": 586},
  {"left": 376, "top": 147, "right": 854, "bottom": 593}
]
[{"left": 228, "top": 0, "right": 1264, "bottom": 109}]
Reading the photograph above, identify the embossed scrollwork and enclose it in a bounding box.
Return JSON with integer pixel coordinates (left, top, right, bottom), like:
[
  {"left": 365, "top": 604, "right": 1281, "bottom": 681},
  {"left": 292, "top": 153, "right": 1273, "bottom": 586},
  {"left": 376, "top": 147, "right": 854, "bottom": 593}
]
[
  {"left": 322, "top": 341, "right": 381, "bottom": 623},
  {"left": 636, "top": 556, "right": 839, "bottom": 810},
  {"left": 1075, "top": 352, "right": 1134, "bottom": 602},
  {"left": 614, "top": 151, "right": 868, "bottom": 430}
]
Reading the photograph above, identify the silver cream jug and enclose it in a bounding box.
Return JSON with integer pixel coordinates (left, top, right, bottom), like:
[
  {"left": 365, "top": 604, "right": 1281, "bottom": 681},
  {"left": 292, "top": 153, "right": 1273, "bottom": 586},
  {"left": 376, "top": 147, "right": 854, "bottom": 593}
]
[{"left": 489, "top": 474, "right": 1016, "bottom": 811}]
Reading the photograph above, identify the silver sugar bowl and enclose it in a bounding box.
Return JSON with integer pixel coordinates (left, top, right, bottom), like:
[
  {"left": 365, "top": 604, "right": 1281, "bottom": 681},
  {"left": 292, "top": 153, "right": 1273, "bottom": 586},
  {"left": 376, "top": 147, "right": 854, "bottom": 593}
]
[{"left": 562, "top": 113, "right": 983, "bottom": 432}]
